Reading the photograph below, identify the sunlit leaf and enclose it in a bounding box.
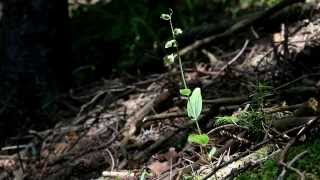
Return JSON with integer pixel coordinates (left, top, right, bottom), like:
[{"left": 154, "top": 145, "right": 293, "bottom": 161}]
[
  {"left": 188, "top": 134, "right": 209, "bottom": 145},
  {"left": 180, "top": 88, "right": 191, "bottom": 97},
  {"left": 187, "top": 88, "right": 202, "bottom": 121}
]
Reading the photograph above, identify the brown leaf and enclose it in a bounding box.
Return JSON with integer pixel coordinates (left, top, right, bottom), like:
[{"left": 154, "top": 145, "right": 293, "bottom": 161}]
[
  {"left": 164, "top": 147, "right": 179, "bottom": 163},
  {"left": 148, "top": 161, "right": 170, "bottom": 176},
  {"left": 65, "top": 131, "right": 78, "bottom": 143},
  {"left": 0, "top": 159, "right": 16, "bottom": 170},
  {"left": 54, "top": 143, "right": 69, "bottom": 155}
]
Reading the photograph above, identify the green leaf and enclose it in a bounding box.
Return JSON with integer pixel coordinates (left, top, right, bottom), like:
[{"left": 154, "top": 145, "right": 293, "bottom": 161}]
[
  {"left": 165, "top": 39, "right": 177, "bottom": 48},
  {"left": 188, "top": 134, "right": 209, "bottom": 145},
  {"left": 208, "top": 147, "right": 217, "bottom": 160},
  {"left": 187, "top": 88, "right": 202, "bottom": 121},
  {"left": 180, "top": 88, "right": 191, "bottom": 96},
  {"left": 160, "top": 14, "right": 171, "bottom": 20}
]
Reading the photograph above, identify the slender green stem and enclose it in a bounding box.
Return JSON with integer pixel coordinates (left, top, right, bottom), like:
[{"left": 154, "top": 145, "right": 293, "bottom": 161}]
[
  {"left": 177, "top": 53, "right": 188, "bottom": 89},
  {"left": 169, "top": 18, "right": 175, "bottom": 39},
  {"left": 195, "top": 120, "right": 204, "bottom": 154},
  {"left": 166, "top": 9, "right": 205, "bottom": 155},
  {"left": 195, "top": 121, "right": 202, "bottom": 135},
  {"left": 169, "top": 14, "right": 188, "bottom": 89}
]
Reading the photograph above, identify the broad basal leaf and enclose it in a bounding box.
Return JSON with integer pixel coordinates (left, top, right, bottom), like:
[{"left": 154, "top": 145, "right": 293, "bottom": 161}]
[
  {"left": 187, "top": 87, "right": 202, "bottom": 121},
  {"left": 179, "top": 88, "right": 191, "bottom": 97},
  {"left": 188, "top": 134, "right": 209, "bottom": 145}
]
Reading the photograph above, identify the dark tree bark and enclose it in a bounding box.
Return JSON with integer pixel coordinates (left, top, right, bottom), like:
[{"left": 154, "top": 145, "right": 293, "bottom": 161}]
[{"left": 0, "top": 0, "right": 71, "bottom": 141}]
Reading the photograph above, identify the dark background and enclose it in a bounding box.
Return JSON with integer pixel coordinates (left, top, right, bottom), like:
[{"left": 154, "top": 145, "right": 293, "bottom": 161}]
[{"left": 0, "top": 0, "right": 279, "bottom": 143}]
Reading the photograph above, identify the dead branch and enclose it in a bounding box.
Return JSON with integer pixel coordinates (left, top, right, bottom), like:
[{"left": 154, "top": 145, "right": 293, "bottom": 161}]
[
  {"left": 213, "top": 40, "right": 250, "bottom": 79},
  {"left": 271, "top": 116, "right": 318, "bottom": 131},
  {"left": 121, "top": 88, "right": 172, "bottom": 145},
  {"left": 102, "top": 170, "right": 136, "bottom": 179},
  {"left": 179, "top": 0, "right": 304, "bottom": 56},
  {"left": 133, "top": 121, "right": 193, "bottom": 162},
  {"left": 263, "top": 103, "right": 303, "bottom": 113},
  {"left": 142, "top": 112, "right": 186, "bottom": 122},
  {"left": 214, "top": 131, "right": 247, "bottom": 158},
  {"left": 201, "top": 139, "right": 271, "bottom": 180},
  {"left": 277, "top": 150, "right": 307, "bottom": 180},
  {"left": 271, "top": 98, "right": 320, "bottom": 130},
  {"left": 278, "top": 116, "right": 319, "bottom": 179},
  {"left": 202, "top": 144, "right": 280, "bottom": 180},
  {"left": 203, "top": 96, "right": 248, "bottom": 105}
]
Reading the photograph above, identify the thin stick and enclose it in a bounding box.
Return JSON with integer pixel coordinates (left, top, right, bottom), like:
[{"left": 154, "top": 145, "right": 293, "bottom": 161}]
[
  {"left": 278, "top": 117, "right": 319, "bottom": 179},
  {"left": 277, "top": 151, "right": 307, "bottom": 180},
  {"left": 178, "top": 0, "right": 303, "bottom": 56},
  {"left": 202, "top": 139, "right": 270, "bottom": 179},
  {"left": 215, "top": 40, "right": 249, "bottom": 77}
]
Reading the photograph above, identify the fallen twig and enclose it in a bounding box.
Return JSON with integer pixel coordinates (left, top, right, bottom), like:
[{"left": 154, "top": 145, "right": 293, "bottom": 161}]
[
  {"left": 213, "top": 40, "right": 249, "bottom": 79},
  {"left": 102, "top": 170, "right": 136, "bottom": 179},
  {"left": 202, "top": 139, "right": 271, "bottom": 179},
  {"left": 143, "top": 112, "right": 186, "bottom": 122},
  {"left": 133, "top": 122, "right": 192, "bottom": 162},
  {"left": 121, "top": 88, "right": 172, "bottom": 145},
  {"left": 214, "top": 131, "right": 247, "bottom": 158},
  {"left": 201, "top": 143, "right": 280, "bottom": 180},
  {"left": 178, "top": 0, "right": 304, "bottom": 56},
  {"left": 278, "top": 116, "right": 319, "bottom": 179},
  {"left": 277, "top": 150, "right": 307, "bottom": 180},
  {"left": 203, "top": 96, "right": 248, "bottom": 105}
]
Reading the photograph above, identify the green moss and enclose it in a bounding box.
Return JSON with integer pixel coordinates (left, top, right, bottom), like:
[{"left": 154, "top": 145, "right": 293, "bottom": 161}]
[
  {"left": 236, "top": 138, "right": 320, "bottom": 179},
  {"left": 216, "top": 110, "right": 266, "bottom": 140},
  {"left": 286, "top": 138, "right": 320, "bottom": 179},
  {"left": 237, "top": 160, "right": 278, "bottom": 180}
]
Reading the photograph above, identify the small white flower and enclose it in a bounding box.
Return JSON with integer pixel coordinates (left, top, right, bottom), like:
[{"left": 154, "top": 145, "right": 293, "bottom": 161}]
[
  {"left": 165, "top": 39, "right": 177, "bottom": 48},
  {"left": 173, "top": 28, "right": 183, "bottom": 35},
  {"left": 160, "top": 14, "right": 171, "bottom": 21},
  {"left": 164, "top": 53, "right": 176, "bottom": 66}
]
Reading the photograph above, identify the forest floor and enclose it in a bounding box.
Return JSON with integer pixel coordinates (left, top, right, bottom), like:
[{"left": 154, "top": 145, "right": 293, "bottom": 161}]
[{"left": 2, "top": 1, "right": 320, "bottom": 180}]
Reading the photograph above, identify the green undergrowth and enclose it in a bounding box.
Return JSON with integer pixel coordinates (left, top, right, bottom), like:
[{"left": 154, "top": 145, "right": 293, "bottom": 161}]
[
  {"left": 236, "top": 137, "right": 320, "bottom": 179},
  {"left": 216, "top": 82, "right": 271, "bottom": 139},
  {"left": 216, "top": 110, "right": 265, "bottom": 135}
]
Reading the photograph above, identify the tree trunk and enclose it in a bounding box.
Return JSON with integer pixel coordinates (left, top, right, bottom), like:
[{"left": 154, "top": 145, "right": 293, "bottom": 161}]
[{"left": 0, "top": 0, "right": 70, "bottom": 142}]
